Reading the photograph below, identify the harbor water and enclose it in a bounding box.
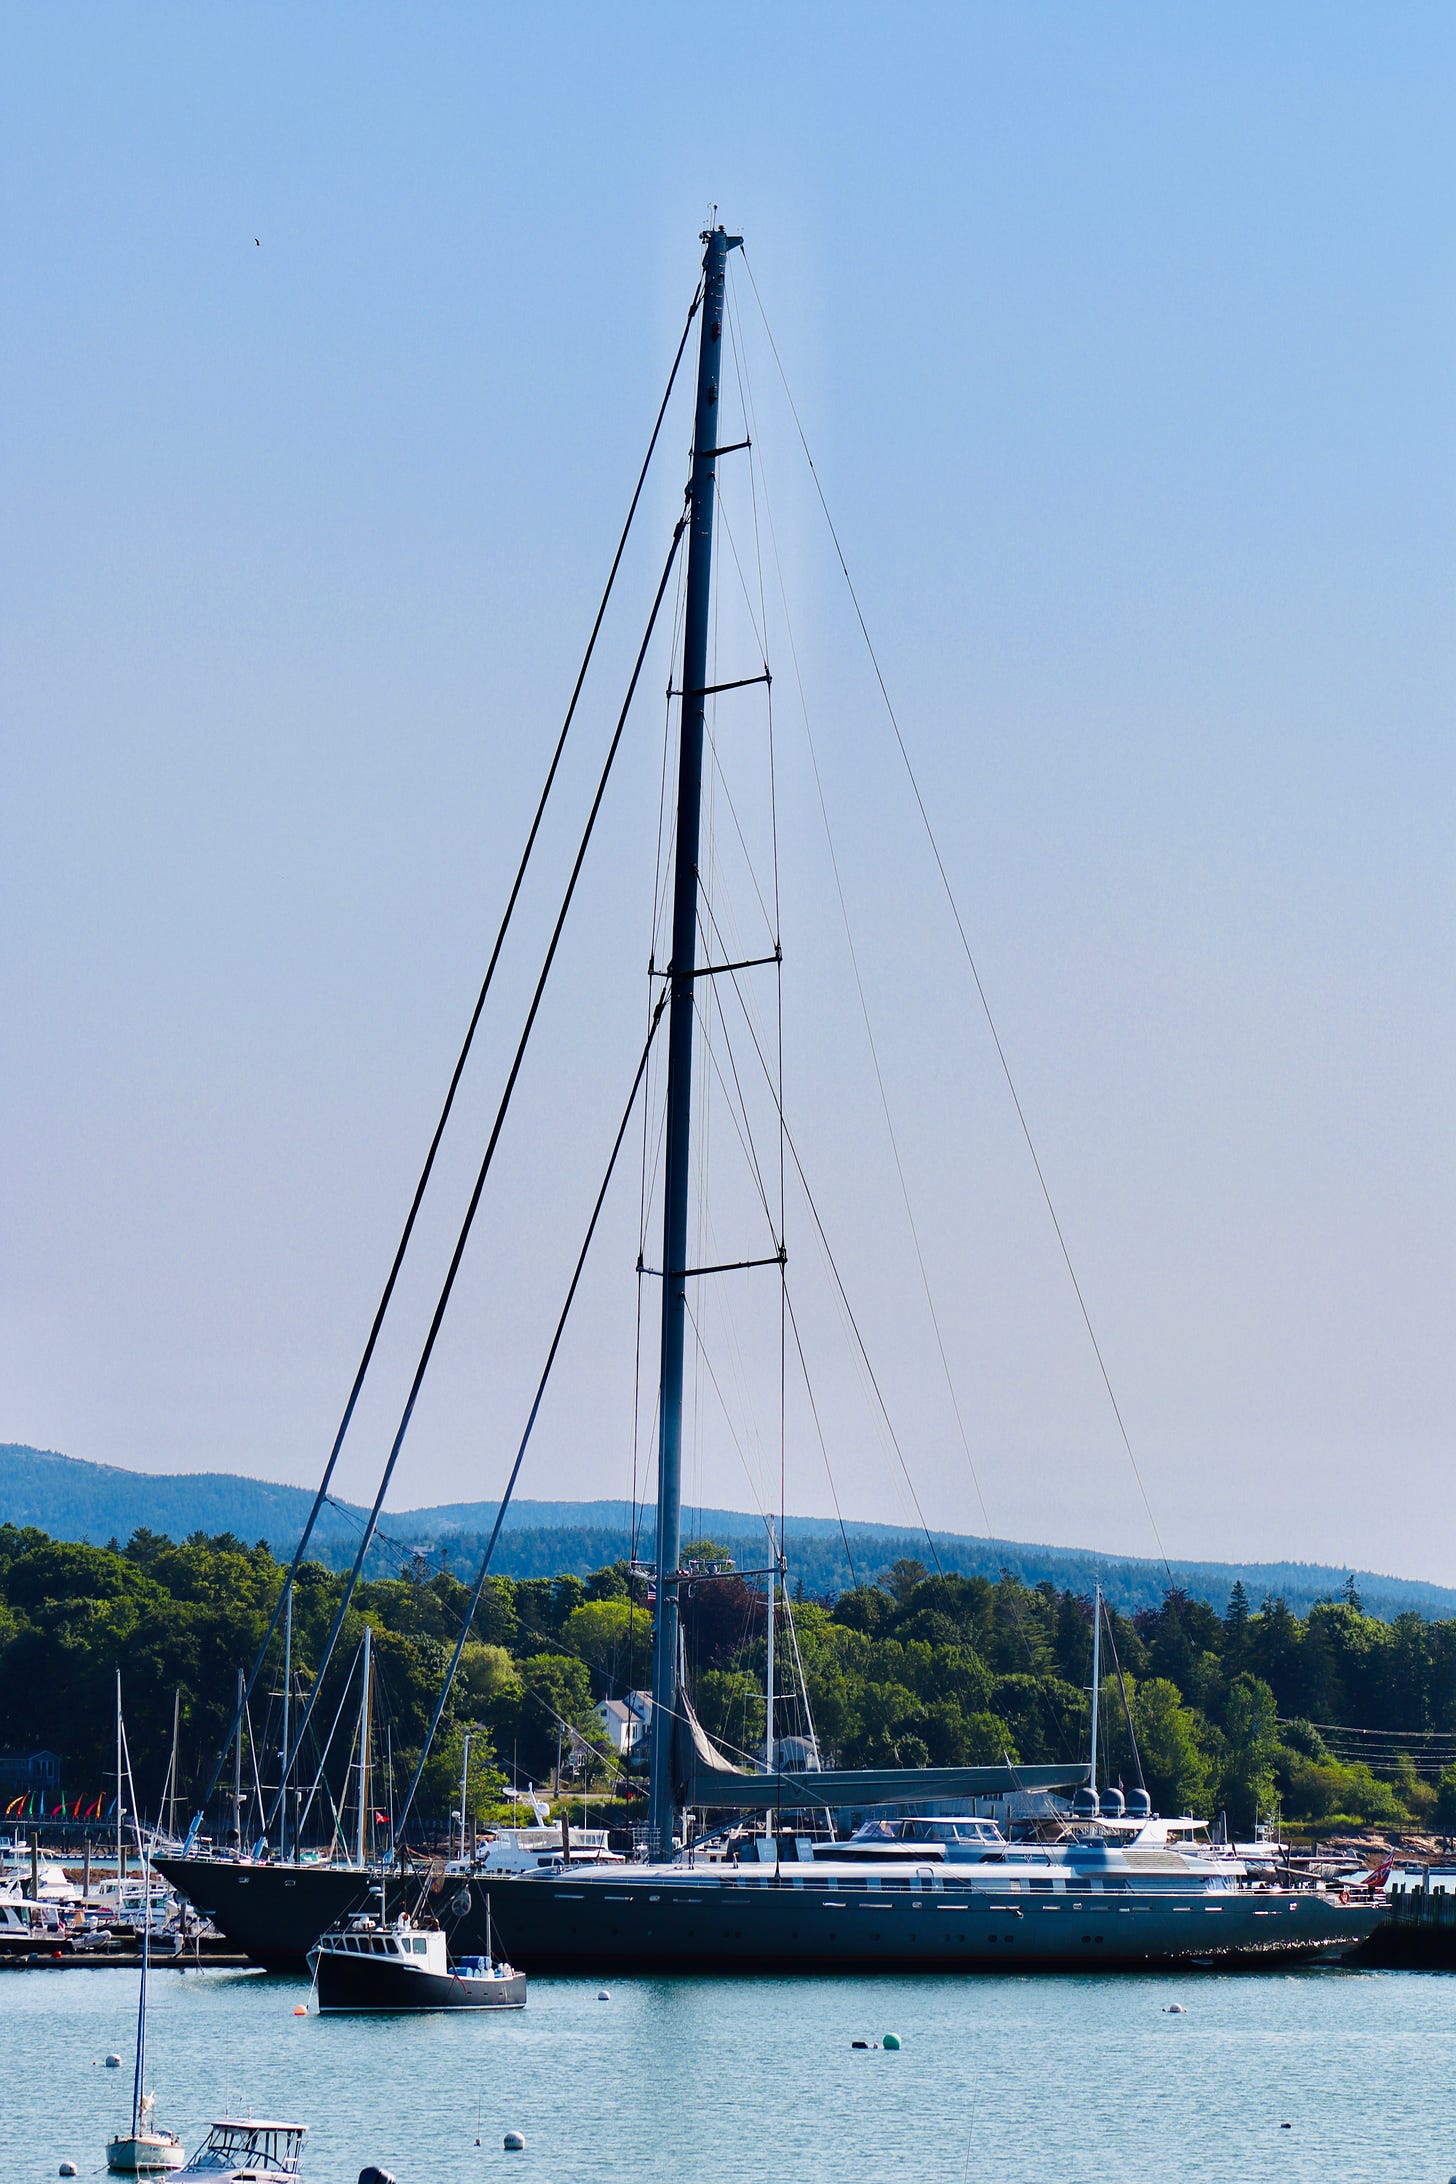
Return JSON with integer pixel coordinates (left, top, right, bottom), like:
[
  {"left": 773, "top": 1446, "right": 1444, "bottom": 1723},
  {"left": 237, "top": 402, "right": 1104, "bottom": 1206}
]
[{"left": 1, "top": 1962, "right": 1449, "bottom": 2184}]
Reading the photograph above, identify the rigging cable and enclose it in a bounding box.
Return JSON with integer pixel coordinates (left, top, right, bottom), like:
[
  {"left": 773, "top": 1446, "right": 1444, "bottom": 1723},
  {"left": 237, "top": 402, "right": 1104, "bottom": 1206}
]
[
  {"left": 696, "top": 890, "right": 943, "bottom": 1576},
  {"left": 187, "top": 284, "right": 705, "bottom": 1838},
  {"left": 393, "top": 987, "right": 671, "bottom": 1839},
  {"left": 738, "top": 249, "right": 1174, "bottom": 1591},
  {"left": 267, "top": 516, "right": 690, "bottom": 1829}
]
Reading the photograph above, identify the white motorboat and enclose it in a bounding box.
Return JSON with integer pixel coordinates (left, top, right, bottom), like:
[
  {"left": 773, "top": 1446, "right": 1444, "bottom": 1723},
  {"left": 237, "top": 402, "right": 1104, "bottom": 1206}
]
[
  {"left": 464, "top": 1825, "right": 624, "bottom": 1876},
  {"left": 173, "top": 2121, "right": 306, "bottom": 2184}
]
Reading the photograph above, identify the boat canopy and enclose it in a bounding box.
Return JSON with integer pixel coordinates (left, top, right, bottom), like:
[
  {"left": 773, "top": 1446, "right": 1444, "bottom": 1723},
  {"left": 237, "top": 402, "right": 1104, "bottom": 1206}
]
[{"left": 684, "top": 1762, "right": 1090, "bottom": 1811}]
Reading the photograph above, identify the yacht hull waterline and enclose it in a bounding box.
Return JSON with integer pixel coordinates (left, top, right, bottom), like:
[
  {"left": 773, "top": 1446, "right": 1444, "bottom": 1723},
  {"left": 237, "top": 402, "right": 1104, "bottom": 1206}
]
[{"left": 156, "top": 1855, "right": 1382, "bottom": 1971}]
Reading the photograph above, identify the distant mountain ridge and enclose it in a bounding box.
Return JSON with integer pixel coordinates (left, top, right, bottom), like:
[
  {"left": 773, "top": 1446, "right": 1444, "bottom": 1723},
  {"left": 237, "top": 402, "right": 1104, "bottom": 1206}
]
[{"left": 3, "top": 1441, "right": 1451, "bottom": 1622}]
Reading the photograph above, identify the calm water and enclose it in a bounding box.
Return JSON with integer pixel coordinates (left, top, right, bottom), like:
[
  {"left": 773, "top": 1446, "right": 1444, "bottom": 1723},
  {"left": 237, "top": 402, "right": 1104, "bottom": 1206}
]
[{"left": 1, "top": 1963, "right": 1451, "bottom": 2184}]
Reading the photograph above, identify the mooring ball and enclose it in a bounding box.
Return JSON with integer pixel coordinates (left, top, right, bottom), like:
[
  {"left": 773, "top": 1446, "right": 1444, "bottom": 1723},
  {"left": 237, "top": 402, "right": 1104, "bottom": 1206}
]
[
  {"left": 503, "top": 2130, "right": 526, "bottom": 2152},
  {"left": 882, "top": 2032, "right": 902, "bottom": 2051},
  {"left": 60, "top": 2164, "right": 78, "bottom": 2177},
  {"left": 104, "top": 2054, "right": 122, "bottom": 2068},
  {"left": 597, "top": 1989, "right": 610, "bottom": 2001},
  {"left": 358, "top": 2167, "right": 396, "bottom": 2184}
]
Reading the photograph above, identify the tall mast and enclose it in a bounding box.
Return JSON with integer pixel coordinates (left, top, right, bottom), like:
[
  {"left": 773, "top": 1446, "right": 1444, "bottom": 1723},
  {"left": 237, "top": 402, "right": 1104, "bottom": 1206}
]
[
  {"left": 648, "top": 223, "right": 741, "bottom": 1862},
  {"left": 115, "top": 1670, "right": 123, "bottom": 1893},
  {"left": 279, "top": 1582, "right": 293, "bottom": 1860},
  {"left": 356, "top": 1623, "right": 372, "bottom": 1869},
  {"left": 1089, "top": 1585, "right": 1102, "bottom": 1801},
  {"left": 233, "top": 1668, "right": 244, "bottom": 1849}
]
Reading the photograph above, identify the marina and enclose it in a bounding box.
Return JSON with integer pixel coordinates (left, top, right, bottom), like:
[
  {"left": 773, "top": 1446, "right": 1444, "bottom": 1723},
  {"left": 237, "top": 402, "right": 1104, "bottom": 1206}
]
[{"left": 6, "top": 6, "right": 1449, "bottom": 2179}]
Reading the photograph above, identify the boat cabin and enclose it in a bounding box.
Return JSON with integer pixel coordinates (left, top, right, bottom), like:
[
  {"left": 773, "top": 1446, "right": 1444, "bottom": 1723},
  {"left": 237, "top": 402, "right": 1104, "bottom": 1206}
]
[
  {"left": 180, "top": 2121, "right": 305, "bottom": 2180},
  {"left": 318, "top": 1916, "right": 450, "bottom": 1975}
]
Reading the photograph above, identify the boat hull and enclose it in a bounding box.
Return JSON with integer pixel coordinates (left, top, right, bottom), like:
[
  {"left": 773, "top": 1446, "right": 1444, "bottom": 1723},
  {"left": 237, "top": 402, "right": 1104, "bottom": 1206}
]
[
  {"left": 154, "top": 1859, "right": 371, "bottom": 1968},
  {"left": 473, "top": 1871, "right": 1386, "bottom": 1973},
  {"left": 106, "top": 2135, "right": 186, "bottom": 2173},
  {"left": 313, "top": 1952, "right": 526, "bottom": 2012},
  {"left": 156, "top": 1853, "right": 1386, "bottom": 1975}
]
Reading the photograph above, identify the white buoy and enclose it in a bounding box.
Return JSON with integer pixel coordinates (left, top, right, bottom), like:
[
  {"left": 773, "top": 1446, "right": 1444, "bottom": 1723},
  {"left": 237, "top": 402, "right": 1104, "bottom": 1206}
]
[
  {"left": 1163, "top": 2003, "right": 1187, "bottom": 2015},
  {"left": 104, "top": 2054, "right": 122, "bottom": 2068},
  {"left": 597, "top": 1988, "right": 610, "bottom": 2001},
  {"left": 60, "top": 2164, "right": 78, "bottom": 2177},
  {"left": 503, "top": 2131, "right": 526, "bottom": 2152}
]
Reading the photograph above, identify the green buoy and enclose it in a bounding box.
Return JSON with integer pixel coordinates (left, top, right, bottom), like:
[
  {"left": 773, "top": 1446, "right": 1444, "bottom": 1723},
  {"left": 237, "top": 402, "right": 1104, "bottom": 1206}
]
[{"left": 882, "top": 2032, "right": 902, "bottom": 2051}]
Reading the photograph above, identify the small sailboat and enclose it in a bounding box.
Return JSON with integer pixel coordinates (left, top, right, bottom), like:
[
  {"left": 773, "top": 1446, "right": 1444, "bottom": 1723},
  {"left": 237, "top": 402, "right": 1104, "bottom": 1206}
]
[
  {"left": 105, "top": 1897, "right": 185, "bottom": 2171},
  {"left": 108, "top": 1680, "right": 185, "bottom": 2175}
]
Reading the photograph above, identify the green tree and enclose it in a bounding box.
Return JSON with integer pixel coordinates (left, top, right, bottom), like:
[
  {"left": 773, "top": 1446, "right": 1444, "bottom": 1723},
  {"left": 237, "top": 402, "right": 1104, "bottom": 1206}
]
[
  {"left": 882, "top": 1558, "right": 928, "bottom": 1606},
  {"left": 456, "top": 1643, "right": 521, "bottom": 1724},
  {"left": 560, "top": 1599, "right": 651, "bottom": 1692},
  {"left": 1219, "top": 1674, "right": 1280, "bottom": 1834},
  {"left": 516, "top": 1653, "right": 593, "bottom": 1778},
  {"left": 1131, "top": 1678, "right": 1212, "bottom": 1815},
  {"left": 1222, "top": 1581, "right": 1251, "bottom": 1675}
]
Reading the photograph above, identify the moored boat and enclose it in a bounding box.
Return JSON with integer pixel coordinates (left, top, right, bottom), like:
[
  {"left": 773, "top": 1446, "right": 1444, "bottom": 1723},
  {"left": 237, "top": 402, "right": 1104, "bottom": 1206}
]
[
  {"left": 106, "top": 2093, "right": 185, "bottom": 2176},
  {"left": 308, "top": 1910, "right": 525, "bottom": 2013},
  {"left": 173, "top": 2122, "right": 305, "bottom": 2184}
]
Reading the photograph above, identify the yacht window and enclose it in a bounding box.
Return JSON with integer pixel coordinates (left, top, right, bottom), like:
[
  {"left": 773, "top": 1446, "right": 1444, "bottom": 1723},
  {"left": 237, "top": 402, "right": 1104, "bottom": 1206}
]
[{"left": 1028, "top": 1878, "right": 1054, "bottom": 1892}]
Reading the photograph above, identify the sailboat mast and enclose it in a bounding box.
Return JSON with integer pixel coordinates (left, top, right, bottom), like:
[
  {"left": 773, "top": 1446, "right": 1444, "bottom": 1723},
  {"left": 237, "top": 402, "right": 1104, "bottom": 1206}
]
[
  {"left": 115, "top": 1670, "right": 123, "bottom": 1895},
  {"left": 356, "top": 1623, "right": 372, "bottom": 1869},
  {"left": 233, "top": 1668, "right": 244, "bottom": 1849},
  {"left": 280, "top": 1581, "right": 293, "bottom": 1861},
  {"left": 132, "top": 1877, "right": 149, "bottom": 2137},
  {"left": 1089, "top": 1584, "right": 1102, "bottom": 1800},
  {"left": 648, "top": 223, "right": 742, "bottom": 1863}
]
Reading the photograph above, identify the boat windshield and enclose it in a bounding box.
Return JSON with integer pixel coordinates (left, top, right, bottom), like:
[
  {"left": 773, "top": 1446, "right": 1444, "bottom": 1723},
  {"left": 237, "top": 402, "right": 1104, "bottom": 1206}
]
[
  {"left": 850, "top": 1818, "right": 1004, "bottom": 1847},
  {"left": 191, "top": 2124, "right": 305, "bottom": 2173}
]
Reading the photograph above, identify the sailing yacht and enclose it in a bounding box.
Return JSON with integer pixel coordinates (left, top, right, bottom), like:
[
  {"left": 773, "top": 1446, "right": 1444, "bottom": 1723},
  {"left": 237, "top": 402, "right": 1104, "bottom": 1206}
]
[{"left": 159, "top": 225, "right": 1388, "bottom": 1975}]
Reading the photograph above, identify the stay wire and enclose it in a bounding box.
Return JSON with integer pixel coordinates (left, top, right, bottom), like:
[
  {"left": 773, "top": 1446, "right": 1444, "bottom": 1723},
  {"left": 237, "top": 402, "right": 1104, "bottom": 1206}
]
[
  {"left": 704, "top": 918, "right": 943, "bottom": 1576},
  {"left": 188, "top": 283, "right": 704, "bottom": 1836},
  {"left": 796, "top": 650, "right": 996, "bottom": 1541},
  {"left": 783, "top": 1282, "right": 859, "bottom": 1590},
  {"left": 269, "top": 515, "right": 688, "bottom": 1828},
  {"left": 739, "top": 249, "right": 1174, "bottom": 1592},
  {"left": 393, "top": 987, "right": 672, "bottom": 1841}
]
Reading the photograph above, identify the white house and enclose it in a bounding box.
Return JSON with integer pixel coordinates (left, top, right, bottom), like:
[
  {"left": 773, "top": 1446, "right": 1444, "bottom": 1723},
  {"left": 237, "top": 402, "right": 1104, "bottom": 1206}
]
[{"left": 592, "top": 1690, "right": 653, "bottom": 1756}]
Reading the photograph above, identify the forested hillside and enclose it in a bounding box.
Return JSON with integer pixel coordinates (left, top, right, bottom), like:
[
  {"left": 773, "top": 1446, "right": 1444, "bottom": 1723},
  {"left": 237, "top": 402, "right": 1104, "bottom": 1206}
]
[
  {"left": 5, "top": 1445, "right": 1452, "bottom": 1621},
  {"left": 3, "top": 1521, "right": 1455, "bottom": 1840}
]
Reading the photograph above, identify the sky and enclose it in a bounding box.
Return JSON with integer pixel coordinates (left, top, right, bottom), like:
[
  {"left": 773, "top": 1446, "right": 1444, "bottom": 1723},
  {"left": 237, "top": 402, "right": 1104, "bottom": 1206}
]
[{"left": 3, "top": 3, "right": 1452, "bottom": 1583}]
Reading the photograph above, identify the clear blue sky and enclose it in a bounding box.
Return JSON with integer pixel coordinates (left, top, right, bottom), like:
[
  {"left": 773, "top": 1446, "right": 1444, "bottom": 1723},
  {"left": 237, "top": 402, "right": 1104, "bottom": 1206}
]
[{"left": 4, "top": 4, "right": 1452, "bottom": 1579}]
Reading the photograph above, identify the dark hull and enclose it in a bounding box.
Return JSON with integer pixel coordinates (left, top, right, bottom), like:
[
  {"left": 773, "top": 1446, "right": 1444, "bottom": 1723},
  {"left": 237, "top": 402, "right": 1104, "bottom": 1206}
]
[
  {"left": 155, "top": 1858, "right": 373, "bottom": 1967},
  {"left": 475, "top": 1871, "right": 1386, "bottom": 1974},
  {"left": 157, "top": 1854, "right": 1385, "bottom": 1977},
  {"left": 314, "top": 1952, "right": 526, "bottom": 2012}
]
